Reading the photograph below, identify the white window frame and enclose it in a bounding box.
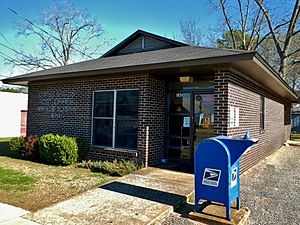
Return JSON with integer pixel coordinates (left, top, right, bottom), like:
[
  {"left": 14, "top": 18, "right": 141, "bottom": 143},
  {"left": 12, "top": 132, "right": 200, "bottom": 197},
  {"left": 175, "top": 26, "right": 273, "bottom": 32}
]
[
  {"left": 260, "top": 96, "right": 265, "bottom": 130},
  {"left": 91, "top": 89, "right": 139, "bottom": 149}
]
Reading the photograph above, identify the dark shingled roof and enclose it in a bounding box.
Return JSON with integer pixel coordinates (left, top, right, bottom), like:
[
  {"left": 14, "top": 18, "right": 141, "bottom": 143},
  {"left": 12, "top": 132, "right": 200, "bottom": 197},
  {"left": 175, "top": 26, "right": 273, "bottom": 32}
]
[{"left": 2, "top": 45, "right": 253, "bottom": 81}]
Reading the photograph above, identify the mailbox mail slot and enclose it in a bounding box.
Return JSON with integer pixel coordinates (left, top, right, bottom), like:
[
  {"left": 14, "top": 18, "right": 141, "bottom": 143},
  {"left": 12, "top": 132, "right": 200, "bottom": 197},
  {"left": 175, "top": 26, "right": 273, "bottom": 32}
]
[{"left": 194, "top": 135, "right": 258, "bottom": 220}]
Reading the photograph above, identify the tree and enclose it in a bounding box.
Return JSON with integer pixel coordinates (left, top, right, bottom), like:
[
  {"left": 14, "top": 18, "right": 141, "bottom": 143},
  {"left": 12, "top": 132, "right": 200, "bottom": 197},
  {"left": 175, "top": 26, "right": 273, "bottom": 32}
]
[
  {"left": 217, "top": 30, "right": 254, "bottom": 49},
  {"left": 0, "top": 1, "right": 108, "bottom": 72},
  {"left": 254, "top": 0, "right": 300, "bottom": 78},
  {"left": 214, "top": 0, "right": 266, "bottom": 51},
  {"left": 212, "top": 0, "right": 300, "bottom": 91},
  {"left": 0, "top": 87, "right": 27, "bottom": 93},
  {"left": 179, "top": 17, "right": 217, "bottom": 47},
  {"left": 180, "top": 18, "right": 205, "bottom": 46}
]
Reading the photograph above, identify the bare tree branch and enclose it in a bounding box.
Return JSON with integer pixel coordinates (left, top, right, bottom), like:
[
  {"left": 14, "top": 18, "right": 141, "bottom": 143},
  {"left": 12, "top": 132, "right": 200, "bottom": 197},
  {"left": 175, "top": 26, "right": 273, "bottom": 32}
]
[
  {"left": 180, "top": 18, "right": 205, "bottom": 46},
  {"left": 254, "top": 0, "right": 300, "bottom": 77},
  {"left": 219, "top": 0, "right": 237, "bottom": 49},
  {"left": 255, "top": 20, "right": 290, "bottom": 47},
  {"left": 0, "top": 0, "right": 108, "bottom": 72},
  {"left": 254, "top": 0, "right": 283, "bottom": 56}
]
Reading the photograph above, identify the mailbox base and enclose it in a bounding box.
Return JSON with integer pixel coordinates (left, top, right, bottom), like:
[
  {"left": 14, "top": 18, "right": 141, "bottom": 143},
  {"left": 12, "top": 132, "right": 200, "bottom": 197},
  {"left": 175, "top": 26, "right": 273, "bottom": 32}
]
[{"left": 189, "top": 203, "right": 250, "bottom": 225}]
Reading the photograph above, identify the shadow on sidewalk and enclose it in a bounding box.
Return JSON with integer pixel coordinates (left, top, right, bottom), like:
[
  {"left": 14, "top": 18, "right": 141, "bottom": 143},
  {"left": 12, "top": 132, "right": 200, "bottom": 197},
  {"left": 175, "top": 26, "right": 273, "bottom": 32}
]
[
  {"left": 154, "top": 162, "right": 194, "bottom": 174},
  {"left": 101, "top": 181, "right": 187, "bottom": 207}
]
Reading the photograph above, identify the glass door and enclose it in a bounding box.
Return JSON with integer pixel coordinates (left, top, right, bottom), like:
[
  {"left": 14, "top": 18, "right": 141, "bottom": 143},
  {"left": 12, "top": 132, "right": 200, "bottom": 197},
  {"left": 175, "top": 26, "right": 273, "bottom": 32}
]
[
  {"left": 168, "top": 92, "right": 191, "bottom": 161},
  {"left": 167, "top": 92, "right": 214, "bottom": 163},
  {"left": 191, "top": 93, "right": 214, "bottom": 158}
]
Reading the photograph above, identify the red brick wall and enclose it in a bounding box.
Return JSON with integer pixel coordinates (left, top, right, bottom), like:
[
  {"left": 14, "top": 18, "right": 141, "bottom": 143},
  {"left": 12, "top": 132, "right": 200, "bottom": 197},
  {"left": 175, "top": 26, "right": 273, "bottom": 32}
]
[
  {"left": 27, "top": 74, "right": 166, "bottom": 166},
  {"left": 27, "top": 68, "right": 291, "bottom": 171},
  {"left": 214, "top": 69, "right": 291, "bottom": 173}
]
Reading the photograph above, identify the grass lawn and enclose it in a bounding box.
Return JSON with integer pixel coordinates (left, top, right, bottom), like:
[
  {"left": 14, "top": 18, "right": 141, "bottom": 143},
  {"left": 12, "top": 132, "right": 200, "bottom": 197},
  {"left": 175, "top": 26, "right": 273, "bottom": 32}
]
[
  {"left": 0, "top": 137, "right": 12, "bottom": 143},
  {"left": 290, "top": 133, "right": 300, "bottom": 139},
  {"left": 0, "top": 167, "right": 36, "bottom": 191},
  {"left": 0, "top": 138, "right": 113, "bottom": 212}
]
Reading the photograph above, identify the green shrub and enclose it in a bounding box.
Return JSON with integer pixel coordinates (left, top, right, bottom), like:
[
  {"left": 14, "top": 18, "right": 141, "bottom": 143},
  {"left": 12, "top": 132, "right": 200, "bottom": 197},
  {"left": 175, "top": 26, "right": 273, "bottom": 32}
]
[
  {"left": 9, "top": 137, "right": 23, "bottom": 153},
  {"left": 73, "top": 137, "right": 85, "bottom": 161},
  {"left": 76, "top": 159, "right": 142, "bottom": 176},
  {"left": 39, "top": 134, "right": 78, "bottom": 165},
  {"left": 21, "top": 135, "right": 39, "bottom": 160}
]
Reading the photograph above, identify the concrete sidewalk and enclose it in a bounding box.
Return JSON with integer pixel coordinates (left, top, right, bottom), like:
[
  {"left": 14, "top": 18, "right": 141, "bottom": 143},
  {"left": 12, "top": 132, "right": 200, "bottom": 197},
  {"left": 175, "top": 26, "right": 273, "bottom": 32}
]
[
  {"left": 25, "top": 167, "right": 194, "bottom": 225},
  {"left": 0, "top": 203, "right": 39, "bottom": 225}
]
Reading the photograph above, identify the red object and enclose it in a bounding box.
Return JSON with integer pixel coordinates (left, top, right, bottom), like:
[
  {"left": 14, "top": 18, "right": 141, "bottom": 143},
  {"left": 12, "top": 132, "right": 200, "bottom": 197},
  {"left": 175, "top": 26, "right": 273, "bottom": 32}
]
[
  {"left": 202, "top": 95, "right": 213, "bottom": 104},
  {"left": 20, "top": 110, "right": 27, "bottom": 136}
]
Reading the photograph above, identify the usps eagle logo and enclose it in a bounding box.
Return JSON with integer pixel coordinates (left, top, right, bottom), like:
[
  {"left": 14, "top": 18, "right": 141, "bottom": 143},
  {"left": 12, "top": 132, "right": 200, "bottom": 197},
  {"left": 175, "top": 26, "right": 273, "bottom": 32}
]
[{"left": 202, "top": 168, "right": 221, "bottom": 187}]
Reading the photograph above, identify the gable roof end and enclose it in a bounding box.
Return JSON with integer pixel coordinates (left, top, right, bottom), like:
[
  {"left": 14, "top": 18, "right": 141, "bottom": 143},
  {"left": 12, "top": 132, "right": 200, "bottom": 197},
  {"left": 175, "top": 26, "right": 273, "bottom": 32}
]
[{"left": 101, "top": 29, "right": 187, "bottom": 57}]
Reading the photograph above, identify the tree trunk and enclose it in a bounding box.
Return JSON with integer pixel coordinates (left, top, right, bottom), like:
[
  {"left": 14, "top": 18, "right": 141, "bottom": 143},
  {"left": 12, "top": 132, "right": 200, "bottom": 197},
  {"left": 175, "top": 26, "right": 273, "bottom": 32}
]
[{"left": 279, "top": 56, "right": 288, "bottom": 78}]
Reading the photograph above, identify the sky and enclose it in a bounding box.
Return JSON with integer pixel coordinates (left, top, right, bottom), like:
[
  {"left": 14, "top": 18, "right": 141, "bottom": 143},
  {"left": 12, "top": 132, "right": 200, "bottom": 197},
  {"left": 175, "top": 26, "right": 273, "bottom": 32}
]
[
  {"left": 0, "top": 0, "right": 220, "bottom": 80},
  {"left": 0, "top": 0, "right": 294, "bottom": 82}
]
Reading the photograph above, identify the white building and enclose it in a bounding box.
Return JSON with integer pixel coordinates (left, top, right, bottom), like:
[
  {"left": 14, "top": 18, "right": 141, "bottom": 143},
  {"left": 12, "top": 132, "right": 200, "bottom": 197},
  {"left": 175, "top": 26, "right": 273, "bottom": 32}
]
[{"left": 0, "top": 91, "right": 28, "bottom": 138}]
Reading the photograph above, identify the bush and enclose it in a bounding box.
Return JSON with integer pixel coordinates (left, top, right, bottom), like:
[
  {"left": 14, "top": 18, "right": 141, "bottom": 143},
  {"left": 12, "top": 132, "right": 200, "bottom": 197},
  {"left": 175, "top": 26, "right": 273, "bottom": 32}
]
[
  {"left": 73, "top": 137, "right": 85, "bottom": 161},
  {"left": 9, "top": 137, "right": 23, "bottom": 152},
  {"left": 76, "top": 159, "right": 142, "bottom": 176},
  {"left": 9, "top": 135, "right": 39, "bottom": 160},
  {"left": 9, "top": 136, "right": 39, "bottom": 160},
  {"left": 21, "top": 135, "right": 39, "bottom": 160},
  {"left": 39, "top": 134, "right": 78, "bottom": 165}
]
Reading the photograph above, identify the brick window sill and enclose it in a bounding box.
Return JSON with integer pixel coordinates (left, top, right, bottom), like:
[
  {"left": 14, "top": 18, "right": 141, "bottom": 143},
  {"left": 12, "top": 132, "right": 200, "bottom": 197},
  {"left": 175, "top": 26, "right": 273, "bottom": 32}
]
[{"left": 90, "top": 146, "right": 138, "bottom": 156}]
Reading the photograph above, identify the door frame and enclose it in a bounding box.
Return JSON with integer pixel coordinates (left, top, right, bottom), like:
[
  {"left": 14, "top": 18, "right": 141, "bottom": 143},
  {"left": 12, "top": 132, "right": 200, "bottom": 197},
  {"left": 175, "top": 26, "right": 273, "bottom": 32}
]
[{"left": 189, "top": 90, "right": 214, "bottom": 163}]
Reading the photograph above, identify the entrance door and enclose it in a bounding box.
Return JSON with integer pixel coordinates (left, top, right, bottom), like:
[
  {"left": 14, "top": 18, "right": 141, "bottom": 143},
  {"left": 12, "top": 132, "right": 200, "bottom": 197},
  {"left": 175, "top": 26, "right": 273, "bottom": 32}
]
[
  {"left": 190, "top": 93, "right": 214, "bottom": 160},
  {"left": 167, "top": 92, "right": 214, "bottom": 163}
]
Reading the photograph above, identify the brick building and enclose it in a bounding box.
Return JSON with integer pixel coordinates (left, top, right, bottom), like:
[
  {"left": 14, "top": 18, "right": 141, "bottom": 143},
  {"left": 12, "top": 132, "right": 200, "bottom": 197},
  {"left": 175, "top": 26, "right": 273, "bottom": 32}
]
[{"left": 3, "top": 30, "right": 297, "bottom": 172}]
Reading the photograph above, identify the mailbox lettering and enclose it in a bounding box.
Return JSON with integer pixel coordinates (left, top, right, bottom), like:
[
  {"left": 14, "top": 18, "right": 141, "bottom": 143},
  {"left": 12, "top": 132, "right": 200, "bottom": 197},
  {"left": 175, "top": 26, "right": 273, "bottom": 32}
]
[
  {"left": 231, "top": 167, "right": 237, "bottom": 188},
  {"left": 202, "top": 168, "right": 221, "bottom": 187}
]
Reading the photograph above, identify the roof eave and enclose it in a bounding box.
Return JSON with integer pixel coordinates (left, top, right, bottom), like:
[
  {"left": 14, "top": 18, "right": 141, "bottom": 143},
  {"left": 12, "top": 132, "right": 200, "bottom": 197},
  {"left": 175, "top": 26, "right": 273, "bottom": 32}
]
[
  {"left": 2, "top": 53, "right": 255, "bottom": 85},
  {"left": 253, "top": 53, "right": 298, "bottom": 102},
  {"left": 2, "top": 51, "right": 297, "bottom": 103}
]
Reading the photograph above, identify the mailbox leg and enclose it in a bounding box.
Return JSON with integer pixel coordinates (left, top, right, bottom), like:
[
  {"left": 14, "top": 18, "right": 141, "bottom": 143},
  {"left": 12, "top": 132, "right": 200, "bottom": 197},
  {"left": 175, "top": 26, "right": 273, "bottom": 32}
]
[
  {"left": 226, "top": 205, "right": 231, "bottom": 221},
  {"left": 194, "top": 192, "right": 200, "bottom": 212},
  {"left": 236, "top": 197, "right": 240, "bottom": 210}
]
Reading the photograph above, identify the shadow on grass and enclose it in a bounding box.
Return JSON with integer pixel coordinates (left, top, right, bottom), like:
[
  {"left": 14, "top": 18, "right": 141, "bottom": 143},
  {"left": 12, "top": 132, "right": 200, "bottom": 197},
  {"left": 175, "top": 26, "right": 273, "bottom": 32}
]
[{"left": 0, "top": 141, "right": 21, "bottom": 158}]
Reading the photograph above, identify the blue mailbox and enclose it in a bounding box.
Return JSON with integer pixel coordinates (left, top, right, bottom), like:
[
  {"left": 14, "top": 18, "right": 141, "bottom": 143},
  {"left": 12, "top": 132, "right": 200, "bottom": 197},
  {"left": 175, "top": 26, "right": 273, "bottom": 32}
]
[{"left": 194, "top": 135, "right": 258, "bottom": 220}]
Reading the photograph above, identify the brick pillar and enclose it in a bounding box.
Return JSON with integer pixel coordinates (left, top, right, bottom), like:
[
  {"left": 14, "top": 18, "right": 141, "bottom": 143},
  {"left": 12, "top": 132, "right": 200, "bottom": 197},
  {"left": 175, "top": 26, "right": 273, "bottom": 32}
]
[{"left": 214, "top": 70, "right": 229, "bottom": 136}]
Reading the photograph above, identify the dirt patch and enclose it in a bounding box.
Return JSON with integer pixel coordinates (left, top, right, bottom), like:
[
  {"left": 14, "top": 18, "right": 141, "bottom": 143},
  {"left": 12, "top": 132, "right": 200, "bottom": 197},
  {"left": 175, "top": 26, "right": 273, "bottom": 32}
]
[{"left": 0, "top": 155, "right": 113, "bottom": 211}]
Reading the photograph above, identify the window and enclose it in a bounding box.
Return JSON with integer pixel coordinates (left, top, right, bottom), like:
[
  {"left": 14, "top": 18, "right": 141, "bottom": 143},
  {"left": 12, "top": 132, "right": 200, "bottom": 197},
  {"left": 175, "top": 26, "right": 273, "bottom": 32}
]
[
  {"left": 284, "top": 105, "right": 291, "bottom": 125},
  {"left": 260, "top": 96, "right": 265, "bottom": 129},
  {"left": 92, "top": 90, "right": 139, "bottom": 149}
]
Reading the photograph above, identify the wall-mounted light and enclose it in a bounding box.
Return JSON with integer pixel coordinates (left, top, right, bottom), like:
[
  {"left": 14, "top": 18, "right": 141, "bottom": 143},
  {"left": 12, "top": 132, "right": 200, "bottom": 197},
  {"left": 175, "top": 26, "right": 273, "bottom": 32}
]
[{"left": 179, "top": 76, "right": 194, "bottom": 83}]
